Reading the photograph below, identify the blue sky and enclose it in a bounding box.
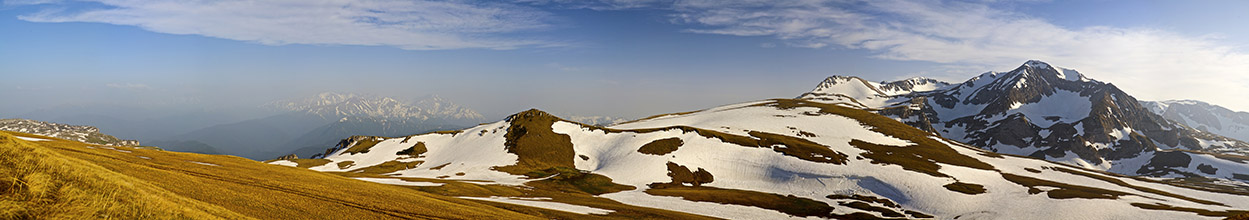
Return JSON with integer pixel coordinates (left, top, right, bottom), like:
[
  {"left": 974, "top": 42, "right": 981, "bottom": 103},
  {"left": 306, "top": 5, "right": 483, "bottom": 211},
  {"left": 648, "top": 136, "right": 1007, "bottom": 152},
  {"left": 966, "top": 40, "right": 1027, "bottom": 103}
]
[{"left": 2, "top": 0, "right": 1248, "bottom": 119}]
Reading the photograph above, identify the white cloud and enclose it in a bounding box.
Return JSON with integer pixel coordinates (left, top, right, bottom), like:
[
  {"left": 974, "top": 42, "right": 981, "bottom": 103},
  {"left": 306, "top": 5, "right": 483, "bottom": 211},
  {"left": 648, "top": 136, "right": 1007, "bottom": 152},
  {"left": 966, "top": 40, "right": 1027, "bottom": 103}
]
[
  {"left": 106, "top": 83, "right": 151, "bottom": 90},
  {"left": 670, "top": 0, "right": 1249, "bottom": 111},
  {"left": 17, "top": 0, "right": 559, "bottom": 50}
]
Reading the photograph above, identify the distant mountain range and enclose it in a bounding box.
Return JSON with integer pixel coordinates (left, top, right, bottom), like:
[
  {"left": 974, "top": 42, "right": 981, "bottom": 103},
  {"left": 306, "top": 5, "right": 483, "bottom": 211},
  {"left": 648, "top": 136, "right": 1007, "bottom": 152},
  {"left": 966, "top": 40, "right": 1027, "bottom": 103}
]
[
  {"left": 0, "top": 118, "right": 139, "bottom": 146},
  {"left": 799, "top": 60, "right": 1249, "bottom": 180},
  {"left": 563, "top": 115, "right": 629, "bottom": 126},
  {"left": 1143, "top": 100, "right": 1249, "bottom": 144},
  {"left": 161, "top": 92, "right": 486, "bottom": 159},
  {"left": 274, "top": 100, "right": 1249, "bottom": 219}
]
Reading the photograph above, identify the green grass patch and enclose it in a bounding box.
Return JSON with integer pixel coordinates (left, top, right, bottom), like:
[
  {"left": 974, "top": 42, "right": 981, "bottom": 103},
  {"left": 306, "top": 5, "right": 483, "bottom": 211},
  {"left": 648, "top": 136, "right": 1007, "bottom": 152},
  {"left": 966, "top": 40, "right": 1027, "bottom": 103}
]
[
  {"left": 1051, "top": 167, "right": 1223, "bottom": 206},
  {"left": 524, "top": 167, "right": 636, "bottom": 195},
  {"left": 750, "top": 131, "right": 848, "bottom": 164},
  {"left": 349, "top": 160, "right": 424, "bottom": 174},
  {"left": 826, "top": 194, "right": 900, "bottom": 208},
  {"left": 753, "top": 99, "right": 997, "bottom": 177},
  {"left": 336, "top": 161, "right": 355, "bottom": 169},
  {"left": 637, "top": 138, "right": 683, "bottom": 155},
  {"left": 494, "top": 109, "right": 577, "bottom": 175},
  {"left": 1001, "top": 173, "right": 1128, "bottom": 200},
  {"left": 1130, "top": 203, "right": 1249, "bottom": 217},
  {"left": 842, "top": 201, "right": 905, "bottom": 218},
  {"left": 341, "top": 137, "right": 383, "bottom": 155},
  {"left": 649, "top": 162, "right": 714, "bottom": 188},
  {"left": 943, "top": 182, "right": 987, "bottom": 195},
  {"left": 396, "top": 142, "right": 427, "bottom": 156},
  {"left": 644, "top": 185, "right": 836, "bottom": 218}
]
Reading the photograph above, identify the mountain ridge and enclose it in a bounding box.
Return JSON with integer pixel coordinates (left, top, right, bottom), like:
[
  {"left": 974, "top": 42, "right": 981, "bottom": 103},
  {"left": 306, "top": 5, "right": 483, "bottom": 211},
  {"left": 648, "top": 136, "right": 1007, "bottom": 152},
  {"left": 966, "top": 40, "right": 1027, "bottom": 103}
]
[
  {"left": 1142, "top": 99, "right": 1249, "bottom": 144},
  {"left": 0, "top": 118, "right": 140, "bottom": 146},
  {"left": 799, "top": 60, "right": 1249, "bottom": 180},
  {"left": 165, "top": 92, "right": 486, "bottom": 159},
  {"left": 274, "top": 99, "right": 1249, "bottom": 219}
]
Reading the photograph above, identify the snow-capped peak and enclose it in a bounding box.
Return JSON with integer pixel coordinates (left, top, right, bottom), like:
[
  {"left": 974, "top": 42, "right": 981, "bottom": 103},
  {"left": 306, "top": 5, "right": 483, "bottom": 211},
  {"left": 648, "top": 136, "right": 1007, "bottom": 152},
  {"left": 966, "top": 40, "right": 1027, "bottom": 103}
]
[
  {"left": 878, "top": 77, "right": 951, "bottom": 94},
  {"left": 1016, "top": 60, "right": 1090, "bottom": 82},
  {"left": 1023, "top": 59, "right": 1050, "bottom": 69},
  {"left": 807, "top": 75, "right": 887, "bottom": 98},
  {"left": 266, "top": 92, "right": 485, "bottom": 121}
]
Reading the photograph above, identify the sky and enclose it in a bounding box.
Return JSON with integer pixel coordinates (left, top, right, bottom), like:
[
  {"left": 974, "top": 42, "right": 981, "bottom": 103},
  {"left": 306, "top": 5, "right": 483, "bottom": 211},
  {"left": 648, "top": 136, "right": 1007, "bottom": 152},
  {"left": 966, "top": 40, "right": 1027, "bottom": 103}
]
[{"left": 1, "top": 0, "right": 1248, "bottom": 120}]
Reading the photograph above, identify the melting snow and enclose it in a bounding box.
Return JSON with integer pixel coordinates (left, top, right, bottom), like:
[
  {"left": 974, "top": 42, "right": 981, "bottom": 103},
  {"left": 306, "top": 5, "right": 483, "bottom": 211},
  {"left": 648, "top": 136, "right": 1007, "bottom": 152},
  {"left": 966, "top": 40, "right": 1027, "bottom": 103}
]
[
  {"left": 459, "top": 196, "right": 614, "bottom": 215},
  {"left": 353, "top": 177, "right": 444, "bottom": 186},
  {"left": 270, "top": 160, "right": 298, "bottom": 167},
  {"left": 1045, "top": 152, "right": 1110, "bottom": 171},
  {"left": 313, "top": 121, "right": 532, "bottom": 185},
  {"left": 187, "top": 161, "right": 221, "bottom": 167},
  {"left": 1008, "top": 89, "right": 1091, "bottom": 128},
  {"left": 15, "top": 136, "right": 48, "bottom": 142}
]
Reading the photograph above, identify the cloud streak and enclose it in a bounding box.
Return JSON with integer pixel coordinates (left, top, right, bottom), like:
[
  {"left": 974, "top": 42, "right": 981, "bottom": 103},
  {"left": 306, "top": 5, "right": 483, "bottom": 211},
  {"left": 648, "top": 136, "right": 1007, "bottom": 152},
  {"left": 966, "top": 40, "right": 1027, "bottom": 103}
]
[
  {"left": 669, "top": 0, "right": 1249, "bottom": 111},
  {"left": 17, "top": 0, "right": 559, "bottom": 50}
]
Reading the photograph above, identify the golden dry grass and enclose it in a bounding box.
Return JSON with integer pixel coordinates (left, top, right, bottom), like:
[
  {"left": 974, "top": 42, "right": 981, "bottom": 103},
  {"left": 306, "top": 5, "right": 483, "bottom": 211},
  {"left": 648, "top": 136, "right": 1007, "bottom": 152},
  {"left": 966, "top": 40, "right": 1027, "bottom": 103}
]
[
  {"left": 0, "top": 132, "right": 248, "bottom": 219},
  {"left": 0, "top": 131, "right": 541, "bottom": 220},
  {"left": 496, "top": 110, "right": 577, "bottom": 175}
]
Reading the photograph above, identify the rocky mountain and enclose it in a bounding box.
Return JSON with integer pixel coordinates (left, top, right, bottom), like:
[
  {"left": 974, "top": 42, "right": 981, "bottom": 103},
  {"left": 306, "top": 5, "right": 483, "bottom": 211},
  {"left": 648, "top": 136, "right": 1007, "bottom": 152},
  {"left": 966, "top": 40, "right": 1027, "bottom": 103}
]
[
  {"left": 1143, "top": 100, "right": 1249, "bottom": 144},
  {"left": 799, "top": 60, "right": 1249, "bottom": 180},
  {"left": 0, "top": 118, "right": 139, "bottom": 146},
  {"left": 273, "top": 100, "right": 1249, "bottom": 219},
  {"left": 168, "top": 92, "right": 485, "bottom": 160}
]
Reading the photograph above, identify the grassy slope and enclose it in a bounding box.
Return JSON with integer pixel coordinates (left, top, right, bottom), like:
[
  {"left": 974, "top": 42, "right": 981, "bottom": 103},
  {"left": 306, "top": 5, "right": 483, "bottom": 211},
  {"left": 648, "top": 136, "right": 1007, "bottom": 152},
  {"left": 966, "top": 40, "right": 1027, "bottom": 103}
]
[
  {"left": 0, "top": 131, "right": 541, "bottom": 220},
  {"left": 0, "top": 132, "right": 247, "bottom": 219}
]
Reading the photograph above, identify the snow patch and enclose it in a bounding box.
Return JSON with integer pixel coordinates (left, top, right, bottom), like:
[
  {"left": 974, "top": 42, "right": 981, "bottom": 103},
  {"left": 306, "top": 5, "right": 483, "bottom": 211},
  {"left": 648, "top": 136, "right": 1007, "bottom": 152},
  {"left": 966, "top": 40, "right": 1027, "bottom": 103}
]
[
  {"left": 459, "top": 196, "right": 613, "bottom": 215},
  {"left": 187, "top": 161, "right": 220, "bottom": 167},
  {"left": 353, "top": 177, "right": 444, "bottom": 186},
  {"left": 1009, "top": 89, "right": 1091, "bottom": 128},
  {"left": 270, "top": 160, "right": 298, "bottom": 167},
  {"left": 14, "top": 136, "right": 48, "bottom": 142}
]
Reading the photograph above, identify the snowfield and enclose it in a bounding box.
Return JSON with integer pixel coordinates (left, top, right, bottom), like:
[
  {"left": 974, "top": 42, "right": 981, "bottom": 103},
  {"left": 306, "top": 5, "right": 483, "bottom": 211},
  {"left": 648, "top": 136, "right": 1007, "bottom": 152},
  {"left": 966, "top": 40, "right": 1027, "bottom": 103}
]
[{"left": 273, "top": 98, "right": 1249, "bottom": 219}]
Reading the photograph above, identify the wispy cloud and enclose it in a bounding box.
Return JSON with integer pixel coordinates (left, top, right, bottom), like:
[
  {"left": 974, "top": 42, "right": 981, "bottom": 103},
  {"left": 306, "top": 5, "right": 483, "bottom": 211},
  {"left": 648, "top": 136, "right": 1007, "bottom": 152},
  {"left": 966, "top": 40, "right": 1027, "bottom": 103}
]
[
  {"left": 669, "top": 0, "right": 1249, "bottom": 111},
  {"left": 545, "top": 62, "right": 581, "bottom": 72},
  {"left": 105, "top": 83, "right": 152, "bottom": 90},
  {"left": 516, "top": 0, "right": 667, "bottom": 10},
  {"left": 3, "top": 0, "right": 58, "bottom": 6},
  {"left": 16, "top": 0, "right": 559, "bottom": 50}
]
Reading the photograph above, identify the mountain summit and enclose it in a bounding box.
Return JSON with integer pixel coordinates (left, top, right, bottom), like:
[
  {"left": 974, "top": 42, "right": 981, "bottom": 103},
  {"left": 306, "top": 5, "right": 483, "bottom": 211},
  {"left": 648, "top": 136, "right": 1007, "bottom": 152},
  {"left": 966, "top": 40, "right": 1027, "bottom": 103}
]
[{"left": 802, "top": 60, "right": 1249, "bottom": 179}]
